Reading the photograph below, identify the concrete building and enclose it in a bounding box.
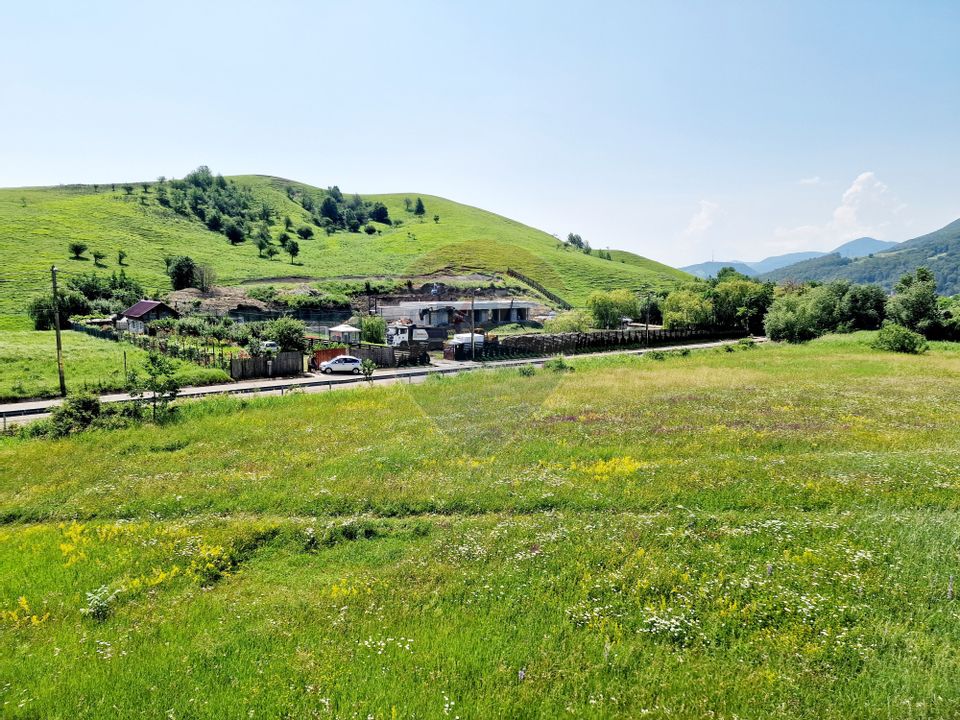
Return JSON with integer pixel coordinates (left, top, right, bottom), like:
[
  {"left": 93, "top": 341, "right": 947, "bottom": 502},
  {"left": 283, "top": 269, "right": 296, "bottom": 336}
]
[{"left": 378, "top": 299, "right": 540, "bottom": 327}]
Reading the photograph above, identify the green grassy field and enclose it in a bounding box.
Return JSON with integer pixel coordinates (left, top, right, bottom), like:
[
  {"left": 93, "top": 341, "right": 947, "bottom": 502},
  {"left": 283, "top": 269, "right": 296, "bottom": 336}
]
[
  {"left": 1, "top": 334, "right": 959, "bottom": 717},
  {"left": 0, "top": 176, "right": 689, "bottom": 316},
  {"left": 0, "top": 328, "right": 230, "bottom": 401}
]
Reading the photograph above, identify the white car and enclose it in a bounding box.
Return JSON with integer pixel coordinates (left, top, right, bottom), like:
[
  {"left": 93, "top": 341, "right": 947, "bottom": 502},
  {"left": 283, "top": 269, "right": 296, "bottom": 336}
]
[
  {"left": 260, "top": 340, "right": 279, "bottom": 353},
  {"left": 319, "top": 355, "right": 363, "bottom": 374}
]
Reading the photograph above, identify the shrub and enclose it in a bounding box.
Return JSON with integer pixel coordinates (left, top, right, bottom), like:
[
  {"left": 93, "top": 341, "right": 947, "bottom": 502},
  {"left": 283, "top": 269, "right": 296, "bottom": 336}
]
[
  {"left": 543, "top": 356, "right": 574, "bottom": 373},
  {"left": 364, "top": 224, "right": 377, "bottom": 235},
  {"left": 647, "top": 350, "right": 666, "bottom": 361},
  {"left": 296, "top": 225, "right": 314, "bottom": 240},
  {"left": 68, "top": 242, "right": 88, "bottom": 259},
  {"left": 518, "top": 365, "right": 536, "bottom": 377},
  {"left": 871, "top": 323, "right": 928, "bottom": 354},
  {"left": 544, "top": 309, "right": 592, "bottom": 333},
  {"left": 224, "top": 218, "right": 245, "bottom": 244},
  {"left": 27, "top": 290, "right": 90, "bottom": 330}
]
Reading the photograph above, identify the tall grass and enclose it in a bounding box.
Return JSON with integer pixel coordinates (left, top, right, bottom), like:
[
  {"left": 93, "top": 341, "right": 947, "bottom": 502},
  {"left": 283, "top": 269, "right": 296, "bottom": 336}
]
[{"left": 2, "top": 334, "right": 959, "bottom": 717}]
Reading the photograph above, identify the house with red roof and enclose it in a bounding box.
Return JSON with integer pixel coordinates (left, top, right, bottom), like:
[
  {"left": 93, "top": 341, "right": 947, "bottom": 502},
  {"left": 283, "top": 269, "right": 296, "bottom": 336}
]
[{"left": 116, "top": 300, "right": 179, "bottom": 334}]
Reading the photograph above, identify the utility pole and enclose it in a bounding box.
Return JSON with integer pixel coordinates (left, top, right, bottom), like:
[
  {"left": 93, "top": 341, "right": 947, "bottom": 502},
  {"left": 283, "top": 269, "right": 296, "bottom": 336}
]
[
  {"left": 50, "top": 265, "right": 67, "bottom": 396},
  {"left": 645, "top": 291, "right": 651, "bottom": 346},
  {"left": 470, "top": 291, "right": 476, "bottom": 361}
]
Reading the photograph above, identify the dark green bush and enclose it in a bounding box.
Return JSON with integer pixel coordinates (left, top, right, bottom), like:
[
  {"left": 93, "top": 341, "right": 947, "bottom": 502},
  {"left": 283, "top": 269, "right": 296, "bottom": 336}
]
[
  {"left": 871, "top": 323, "right": 928, "bottom": 354},
  {"left": 543, "top": 356, "right": 574, "bottom": 373}
]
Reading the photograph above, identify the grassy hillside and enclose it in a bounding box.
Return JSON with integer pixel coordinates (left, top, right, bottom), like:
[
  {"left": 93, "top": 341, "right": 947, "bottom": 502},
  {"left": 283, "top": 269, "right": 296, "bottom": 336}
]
[
  {"left": 0, "top": 176, "right": 689, "bottom": 316},
  {"left": 761, "top": 218, "right": 960, "bottom": 292},
  {"left": 3, "top": 335, "right": 960, "bottom": 716}
]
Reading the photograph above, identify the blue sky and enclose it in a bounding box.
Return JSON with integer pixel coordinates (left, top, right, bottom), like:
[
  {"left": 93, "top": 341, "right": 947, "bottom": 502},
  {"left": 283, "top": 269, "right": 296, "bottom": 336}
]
[{"left": 2, "top": 1, "right": 958, "bottom": 266}]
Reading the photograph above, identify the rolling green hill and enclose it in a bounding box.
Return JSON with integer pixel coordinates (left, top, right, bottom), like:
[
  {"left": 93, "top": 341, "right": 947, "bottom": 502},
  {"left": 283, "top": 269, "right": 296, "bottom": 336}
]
[
  {"left": 0, "top": 175, "right": 689, "bottom": 315},
  {"left": 760, "top": 219, "right": 960, "bottom": 292}
]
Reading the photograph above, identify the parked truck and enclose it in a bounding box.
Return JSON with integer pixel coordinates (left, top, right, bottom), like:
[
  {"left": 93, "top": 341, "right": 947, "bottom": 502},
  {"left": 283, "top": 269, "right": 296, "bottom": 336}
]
[{"left": 387, "top": 323, "right": 448, "bottom": 350}]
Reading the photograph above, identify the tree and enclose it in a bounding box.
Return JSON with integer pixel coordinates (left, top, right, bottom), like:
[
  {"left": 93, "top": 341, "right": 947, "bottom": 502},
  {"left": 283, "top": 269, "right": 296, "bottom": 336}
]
[
  {"left": 166, "top": 255, "right": 197, "bottom": 290},
  {"left": 27, "top": 290, "right": 90, "bottom": 330},
  {"left": 224, "top": 218, "right": 245, "bottom": 244},
  {"left": 403, "top": 197, "right": 413, "bottom": 212},
  {"left": 712, "top": 279, "right": 774, "bottom": 334},
  {"left": 586, "top": 291, "right": 620, "bottom": 329},
  {"left": 566, "top": 233, "right": 584, "bottom": 249},
  {"left": 886, "top": 268, "right": 942, "bottom": 336},
  {"left": 544, "top": 309, "right": 592, "bottom": 332},
  {"left": 584, "top": 290, "right": 640, "bottom": 329},
  {"left": 296, "top": 225, "right": 314, "bottom": 240},
  {"left": 360, "top": 358, "right": 377, "bottom": 382},
  {"left": 364, "top": 224, "right": 377, "bottom": 235},
  {"left": 763, "top": 293, "right": 818, "bottom": 342},
  {"left": 122, "top": 184, "right": 134, "bottom": 195},
  {"left": 283, "top": 215, "right": 293, "bottom": 231},
  {"left": 92, "top": 250, "right": 106, "bottom": 267},
  {"left": 287, "top": 239, "right": 300, "bottom": 263},
  {"left": 433, "top": 214, "right": 440, "bottom": 224},
  {"left": 69, "top": 242, "right": 88, "bottom": 259},
  {"left": 127, "top": 352, "right": 180, "bottom": 422},
  {"left": 361, "top": 315, "right": 386, "bottom": 344},
  {"left": 255, "top": 234, "right": 271, "bottom": 258},
  {"left": 661, "top": 290, "right": 714, "bottom": 330},
  {"left": 205, "top": 211, "right": 224, "bottom": 232},
  {"left": 117, "top": 249, "right": 127, "bottom": 266},
  {"left": 266, "top": 317, "right": 307, "bottom": 352},
  {"left": 194, "top": 264, "right": 217, "bottom": 292},
  {"left": 839, "top": 283, "right": 886, "bottom": 331},
  {"left": 369, "top": 202, "right": 390, "bottom": 224},
  {"left": 320, "top": 196, "right": 342, "bottom": 224},
  {"left": 607, "top": 289, "right": 641, "bottom": 322},
  {"left": 414, "top": 197, "right": 426, "bottom": 216},
  {"left": 265, "top": 247, "right": 279, "bottom": 260},
  {"left": 277, "top": 232, "right": 290, "bottom": 248}
]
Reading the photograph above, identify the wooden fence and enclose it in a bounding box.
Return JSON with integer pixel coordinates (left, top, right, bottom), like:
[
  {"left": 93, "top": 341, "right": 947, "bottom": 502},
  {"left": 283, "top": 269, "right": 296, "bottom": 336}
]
[
  {"left": 480, "top": 327, "right": 748, "bottom": 359},
  {"left": 229, "top": 351, "right": 304, "bottom": 380},
  {"left": 351, "top": 344, "right": 430, "bottom": 368},
  {"left": 312, "top": 347, "right": 347, "bottom": 365},
  {"left": 506, "top": 268, "right": 572, "bottom": 309}
]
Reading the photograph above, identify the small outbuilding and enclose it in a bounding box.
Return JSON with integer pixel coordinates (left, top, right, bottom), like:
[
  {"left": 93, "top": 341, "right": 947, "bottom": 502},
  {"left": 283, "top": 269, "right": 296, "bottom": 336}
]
[
  {"left": 116, "top": 300, "right": 179, "bottom": 334},
  {"left": 328, "top": 323, "right": 361, "bottom": 345}
]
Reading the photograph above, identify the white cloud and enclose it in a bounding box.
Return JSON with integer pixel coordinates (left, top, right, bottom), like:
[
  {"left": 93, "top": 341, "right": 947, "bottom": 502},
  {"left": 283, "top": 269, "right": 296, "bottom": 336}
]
[
  {"left": 772, "top": 171, "right": 905, "bottom": 252},
  {"left": 798, "top": 176, "right": 821, "bottom": 185},
  {"left": 684, "top": 200, "right": 720, "bottom": 236}
]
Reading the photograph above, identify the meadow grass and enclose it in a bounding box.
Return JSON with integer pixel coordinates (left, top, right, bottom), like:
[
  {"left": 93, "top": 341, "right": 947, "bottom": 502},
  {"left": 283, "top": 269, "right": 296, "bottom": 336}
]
[
  {"left": 0, "top": 328, "right": 229, "bottom": 401},
  {"left": 0, "top": 177, "right": 689, "bottom": 315},
  {"left": 1, "top": 334, "right": 959, "bottom": 718}
]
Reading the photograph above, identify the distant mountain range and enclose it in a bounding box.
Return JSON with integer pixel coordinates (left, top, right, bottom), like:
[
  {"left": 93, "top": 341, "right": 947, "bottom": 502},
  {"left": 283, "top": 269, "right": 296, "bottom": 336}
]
[
  {"left": 681, "top": 237, "right": 900, "bottom": 279},
  {"left": 759, "top": 219, "right": 960, "bottom": 293}
]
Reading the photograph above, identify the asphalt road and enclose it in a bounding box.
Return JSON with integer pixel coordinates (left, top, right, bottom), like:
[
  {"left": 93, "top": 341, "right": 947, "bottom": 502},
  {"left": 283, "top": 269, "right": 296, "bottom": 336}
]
[{"left": 0, "top": 337, "right": 764, "bottom": 428}]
